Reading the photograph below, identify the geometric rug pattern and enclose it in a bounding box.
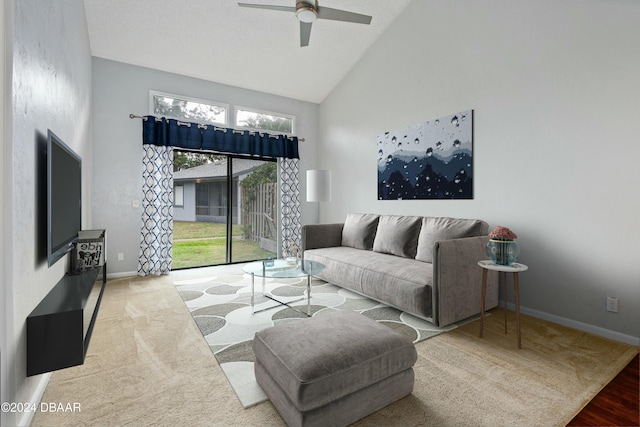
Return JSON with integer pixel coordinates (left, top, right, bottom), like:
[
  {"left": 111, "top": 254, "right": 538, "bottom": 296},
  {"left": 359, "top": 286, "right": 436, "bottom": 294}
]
[{"left": 174, "top": 268, "right": 456, "bottom": 408}]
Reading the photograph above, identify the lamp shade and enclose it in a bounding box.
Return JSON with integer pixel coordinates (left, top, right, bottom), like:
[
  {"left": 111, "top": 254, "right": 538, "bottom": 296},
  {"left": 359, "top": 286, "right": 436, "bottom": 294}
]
[{"left": 307, "top": 170, "right": 331, "bottom": 202}]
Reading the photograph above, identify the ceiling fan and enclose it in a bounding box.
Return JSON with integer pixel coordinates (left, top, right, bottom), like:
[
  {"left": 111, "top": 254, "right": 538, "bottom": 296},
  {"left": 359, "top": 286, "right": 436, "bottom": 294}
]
[{"left": 238, "top": 0, "right": 372, "bottom": 47}]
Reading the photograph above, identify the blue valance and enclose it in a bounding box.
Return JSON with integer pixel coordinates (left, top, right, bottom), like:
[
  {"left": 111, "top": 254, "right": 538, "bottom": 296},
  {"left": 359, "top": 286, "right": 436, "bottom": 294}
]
[{"left": 142, "top": 115, "right": 299, "bottom": 159}]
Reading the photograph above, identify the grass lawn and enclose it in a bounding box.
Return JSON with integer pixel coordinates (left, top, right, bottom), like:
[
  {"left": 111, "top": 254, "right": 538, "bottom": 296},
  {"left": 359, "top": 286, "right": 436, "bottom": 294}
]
[
  {"left": 173, "top": 221, "right": 243, "bottom": 239},
  {"left": 172, "top": 221, "right": 276, "bottom": 269}
]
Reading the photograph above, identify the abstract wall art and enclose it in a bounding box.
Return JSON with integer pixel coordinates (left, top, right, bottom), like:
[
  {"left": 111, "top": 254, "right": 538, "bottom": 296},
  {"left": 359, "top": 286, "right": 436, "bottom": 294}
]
[{"left": 377, "top": 110, "right": 473, "bottom": 200}]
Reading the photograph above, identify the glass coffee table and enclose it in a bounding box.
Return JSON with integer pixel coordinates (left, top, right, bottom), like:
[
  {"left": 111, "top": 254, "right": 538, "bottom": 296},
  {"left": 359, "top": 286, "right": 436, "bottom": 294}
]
[{"left": 242, "top": 258, "right": 325, "bottom": 316}]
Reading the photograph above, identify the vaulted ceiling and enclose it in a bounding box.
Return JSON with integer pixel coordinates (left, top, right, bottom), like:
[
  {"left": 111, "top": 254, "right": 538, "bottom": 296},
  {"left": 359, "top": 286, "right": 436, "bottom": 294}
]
[{"left": 83, "top": 0, "right": 413, "bottom": 103}]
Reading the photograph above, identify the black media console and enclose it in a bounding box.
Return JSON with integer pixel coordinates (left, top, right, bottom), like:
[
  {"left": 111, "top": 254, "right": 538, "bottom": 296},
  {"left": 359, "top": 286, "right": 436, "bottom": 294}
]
[{"left": 27, "top": 230, "right": 107, "bottom": 377}]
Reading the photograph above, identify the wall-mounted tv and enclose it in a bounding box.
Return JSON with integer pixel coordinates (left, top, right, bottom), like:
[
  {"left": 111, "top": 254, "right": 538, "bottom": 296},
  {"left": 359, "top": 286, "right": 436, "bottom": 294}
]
[{"left": 47, "top": 130, "right": 82, "bottom": 267}]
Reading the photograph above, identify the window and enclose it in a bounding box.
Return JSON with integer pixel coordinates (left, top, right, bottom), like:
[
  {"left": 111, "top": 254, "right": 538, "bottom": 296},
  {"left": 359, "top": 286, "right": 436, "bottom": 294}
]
[
  {"left": 150, "top": 90, "right": 228, "bottom": 126},
  {"left": 235, "top": 106, "right": 294, "bottom": 134},
  {"left": 147, "top": 92, "right": 290, "bottom": 269},
  {"left": 174, "top": 185, "right": 184, "bottom": 207}
]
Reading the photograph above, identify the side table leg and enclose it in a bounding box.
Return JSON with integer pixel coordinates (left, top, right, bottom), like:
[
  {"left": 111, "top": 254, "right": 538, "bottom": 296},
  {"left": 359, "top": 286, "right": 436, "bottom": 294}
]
[
  {"left": 514, "top": 272, "right": 522, "bottom": 349},
  {"left": 479, "top": 268, "right": 488, "bottom": 338},
  {"left": 503, "top": 271, "right": 508, "bottom": 334},
  {"left": 251, "top": 273, "right": 255, "bottom": 313},
  {"left": 307, "top": 274, "right": 311, "bottom": 316}
]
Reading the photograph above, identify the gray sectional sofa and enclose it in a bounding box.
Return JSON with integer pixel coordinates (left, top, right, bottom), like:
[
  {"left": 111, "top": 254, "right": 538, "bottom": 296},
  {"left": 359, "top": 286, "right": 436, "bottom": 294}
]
[{"left": 301, "top": 213, "right": 499, "bottom": 327}]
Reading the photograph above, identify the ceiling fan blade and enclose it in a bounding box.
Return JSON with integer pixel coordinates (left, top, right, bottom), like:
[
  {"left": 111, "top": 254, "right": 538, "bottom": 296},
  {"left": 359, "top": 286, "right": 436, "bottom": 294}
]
[
  {"left": 317, "top": 6, "right": 372, "bottom": 25},
  {"left": 237, "top": 3, "right": 296, "bottom": 13},
  {"left": 300, "top": 21, "right": 312, "bottom": 47}
]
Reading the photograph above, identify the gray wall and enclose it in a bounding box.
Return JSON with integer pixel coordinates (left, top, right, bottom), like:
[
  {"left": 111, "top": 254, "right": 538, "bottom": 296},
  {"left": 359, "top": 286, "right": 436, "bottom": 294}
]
[
  {"left": 173, "top": 182, "right": 196, "bottom": 222},
  {"left": 0, "top": 1, "right": 8, "bottom": 422},
  {"left": 2, "top": 1, "right": 93, "bottom": 425},
  {"left": 318, "top": 0, "right": 639, "bottom": 342},
  {"left": 92, "top": 58, "right": 319, "bottom": 276}
]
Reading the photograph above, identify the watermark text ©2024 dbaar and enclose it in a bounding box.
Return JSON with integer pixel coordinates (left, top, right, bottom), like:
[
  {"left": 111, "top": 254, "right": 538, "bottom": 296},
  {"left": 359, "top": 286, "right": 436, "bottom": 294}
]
[{"left": 1, "top": 401, "right": 81, "bottom": 414}]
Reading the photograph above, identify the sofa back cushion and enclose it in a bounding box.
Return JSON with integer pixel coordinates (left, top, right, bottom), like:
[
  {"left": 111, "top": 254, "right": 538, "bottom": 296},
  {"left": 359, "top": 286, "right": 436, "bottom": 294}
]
[
  {"left": 415, "top": 217, "right": 487, "bottom": 263},
  {"left": 341, "top": 213, "right": 380, "bottom": 250},
  {"left": 372, "top": 215, "right": 422, "bottom": 258}
]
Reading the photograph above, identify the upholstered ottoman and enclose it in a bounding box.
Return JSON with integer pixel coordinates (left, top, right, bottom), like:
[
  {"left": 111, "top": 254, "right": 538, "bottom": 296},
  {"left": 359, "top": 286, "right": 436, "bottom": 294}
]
[{"left": 253, "top": 310, "right": 417, "bottom": 427}]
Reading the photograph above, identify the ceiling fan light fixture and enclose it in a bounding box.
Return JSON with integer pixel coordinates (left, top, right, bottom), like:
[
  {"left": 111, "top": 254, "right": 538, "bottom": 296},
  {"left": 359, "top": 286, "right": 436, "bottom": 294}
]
[
  {"left": 239, "top": 1, "right": 372, "bottom": 47},
  {"left": 296, "top": 5, "right": 317, "bottom": 23}
]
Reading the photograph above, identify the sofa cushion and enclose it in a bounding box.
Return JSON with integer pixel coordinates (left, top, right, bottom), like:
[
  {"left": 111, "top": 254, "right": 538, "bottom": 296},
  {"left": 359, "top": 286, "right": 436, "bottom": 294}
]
[
  {"left": 415, "top": 216, "right": 486, "bottom": 263},
  {"left": 372, "top": 215, "right": 422, "bottom": 258},
  {"left": 341, "top": 213, "right": 380, "bottom": 250},
  {"left": 304, "top": 247, "right": 433, "bottom": 319}
]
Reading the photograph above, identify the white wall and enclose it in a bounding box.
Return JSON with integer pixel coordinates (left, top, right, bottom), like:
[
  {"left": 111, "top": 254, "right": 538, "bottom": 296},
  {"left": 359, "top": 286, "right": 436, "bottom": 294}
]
[
  {"left": 92, "top": 58, "right": 319, "bottom": 276},
  {"left": 3, "top": 1, "right": 93, "bottom": 425},
  {"left": 319, "top": 0, "right": 640, "bottom": 341},
  {"left": 1, "top": 0, "right": 10, "bottom": 419}
]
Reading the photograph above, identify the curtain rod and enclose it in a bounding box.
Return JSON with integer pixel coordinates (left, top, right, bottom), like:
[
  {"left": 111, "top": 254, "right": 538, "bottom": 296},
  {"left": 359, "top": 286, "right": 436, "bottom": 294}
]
[{"left": 129, "top": 114, "right": 305, "bottom": 142}]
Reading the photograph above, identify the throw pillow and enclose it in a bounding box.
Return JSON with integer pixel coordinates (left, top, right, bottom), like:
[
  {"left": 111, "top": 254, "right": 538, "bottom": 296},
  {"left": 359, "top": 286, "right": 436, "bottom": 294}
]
[
  {"left": 372, "top": 215, "right": 422, "bottom": 258},
  {"left": 341, "top": 213, "right": 380, "bottom": 250},
  {"left": 415, "top": 217, "right": 486, "bottom": 263}
]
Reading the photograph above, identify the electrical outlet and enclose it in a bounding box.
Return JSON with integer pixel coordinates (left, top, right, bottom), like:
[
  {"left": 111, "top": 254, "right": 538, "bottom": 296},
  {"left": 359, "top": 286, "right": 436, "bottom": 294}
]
[
  {"left": 132, "top": 200, "right": 139, "bottom": 208},
  {"left": 606, "top": 297, "right": 618, "bottom": 313},
  {"left": 117, "top": 252, "right": 124, "bottom": 261}
]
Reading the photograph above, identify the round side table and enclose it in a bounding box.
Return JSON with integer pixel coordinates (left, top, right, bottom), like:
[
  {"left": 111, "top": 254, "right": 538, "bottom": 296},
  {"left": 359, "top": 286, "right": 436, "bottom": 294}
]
[{"left": 478, "top": 260, "right": 529, "bottom": 349}]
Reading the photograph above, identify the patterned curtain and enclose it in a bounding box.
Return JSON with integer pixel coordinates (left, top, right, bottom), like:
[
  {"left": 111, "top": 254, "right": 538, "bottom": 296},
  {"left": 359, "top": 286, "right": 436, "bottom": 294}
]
[
  {"left": 279, "top": 158, "right": 302, "bottom": 257},
  {"left": 138, "top": 145, "right": 174, "bottom": 276}
]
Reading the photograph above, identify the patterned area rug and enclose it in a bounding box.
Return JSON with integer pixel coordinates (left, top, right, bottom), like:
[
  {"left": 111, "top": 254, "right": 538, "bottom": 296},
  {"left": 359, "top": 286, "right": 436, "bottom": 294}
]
[{"left": 174, "top": 266, "right": 456, "bottom": 408}]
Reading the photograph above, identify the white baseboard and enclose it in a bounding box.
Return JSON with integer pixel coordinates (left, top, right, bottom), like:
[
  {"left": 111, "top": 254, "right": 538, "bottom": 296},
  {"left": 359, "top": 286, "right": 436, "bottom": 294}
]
[
  {"left": 106, "top": 271, "right": 138, "bottom": 280},
  {"left": 503, "top": 302, "right": 640, "bottom": 346},
  {"left": 18, "top": 373, "right": 51, "bottom": 427}
]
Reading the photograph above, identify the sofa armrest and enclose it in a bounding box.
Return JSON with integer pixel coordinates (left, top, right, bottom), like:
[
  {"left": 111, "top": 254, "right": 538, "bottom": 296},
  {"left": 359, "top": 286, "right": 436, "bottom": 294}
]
[
  {"left": 432, "top": 235, "right": 499, "bottom": 327},
  {"left": 301, "top": 223, "right": 344, "bottom": 252}
]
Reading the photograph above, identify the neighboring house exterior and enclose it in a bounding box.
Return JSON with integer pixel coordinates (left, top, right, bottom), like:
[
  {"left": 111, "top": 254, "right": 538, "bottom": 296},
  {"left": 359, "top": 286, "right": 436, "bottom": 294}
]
[{"left": 173, "top": 158, "right": 268, "bottom": 224}]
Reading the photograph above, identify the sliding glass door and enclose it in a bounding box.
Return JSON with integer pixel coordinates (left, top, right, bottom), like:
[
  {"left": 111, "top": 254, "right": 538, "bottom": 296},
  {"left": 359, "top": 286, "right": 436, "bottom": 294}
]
[
  {"left": 231, "top": 158, "right": 278, "bottom": 263},
  {"left": 172, "top": 151, "right": 277, "bottom": 269}
]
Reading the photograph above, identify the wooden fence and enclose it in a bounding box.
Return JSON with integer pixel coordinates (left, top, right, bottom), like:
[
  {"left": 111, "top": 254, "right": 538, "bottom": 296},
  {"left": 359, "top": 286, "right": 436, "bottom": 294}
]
[{"left": 242, "top": 182, "right": 277, "bottom": 242}]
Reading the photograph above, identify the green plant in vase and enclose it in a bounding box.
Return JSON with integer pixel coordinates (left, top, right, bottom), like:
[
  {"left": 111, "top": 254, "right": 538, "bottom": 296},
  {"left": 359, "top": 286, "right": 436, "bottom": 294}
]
[{"left": 486, "top": 226, "right": 520, "bottom": 265}]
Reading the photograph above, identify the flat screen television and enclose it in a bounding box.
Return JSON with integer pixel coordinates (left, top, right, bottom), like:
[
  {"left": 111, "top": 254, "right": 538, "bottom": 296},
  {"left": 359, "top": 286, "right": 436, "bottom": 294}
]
[{"left": 47, "top": 129, "right": 82, "bottom": 267}]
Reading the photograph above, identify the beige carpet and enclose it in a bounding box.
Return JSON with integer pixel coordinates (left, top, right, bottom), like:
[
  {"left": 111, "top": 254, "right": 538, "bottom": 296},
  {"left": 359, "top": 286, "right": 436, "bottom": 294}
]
[
  {"left": 32, "top": 273, "right": 638, "bottom": 427},
  {"left": 174, "top": 268, "right": 458, "bottom": 408}
]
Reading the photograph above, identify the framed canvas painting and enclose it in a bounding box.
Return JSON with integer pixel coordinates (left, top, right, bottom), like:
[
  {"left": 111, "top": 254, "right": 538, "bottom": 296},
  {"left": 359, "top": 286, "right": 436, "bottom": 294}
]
[{"left": 377, "top": 110, "right": 473, "bottom": 200}]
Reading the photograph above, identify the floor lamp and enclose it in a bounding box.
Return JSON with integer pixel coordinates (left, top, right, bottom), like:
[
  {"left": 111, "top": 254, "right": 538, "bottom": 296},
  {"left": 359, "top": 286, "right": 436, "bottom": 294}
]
[{"left": 306, "top": 170, "right": 331, "bottom": 202}]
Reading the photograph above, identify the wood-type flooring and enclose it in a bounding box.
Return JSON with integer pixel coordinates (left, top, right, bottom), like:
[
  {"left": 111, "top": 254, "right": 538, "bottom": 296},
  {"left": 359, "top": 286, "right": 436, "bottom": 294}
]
[{"left": 568, "top": 354, "right": 639, "bottom": 426}]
